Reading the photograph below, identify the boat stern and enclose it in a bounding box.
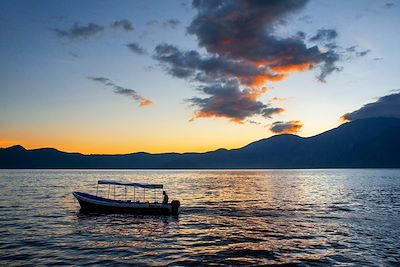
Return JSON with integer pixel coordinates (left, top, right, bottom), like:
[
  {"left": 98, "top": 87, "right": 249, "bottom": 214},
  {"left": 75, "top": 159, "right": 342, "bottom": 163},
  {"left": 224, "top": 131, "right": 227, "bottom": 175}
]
[{"left": 171, "top": 200, "right": 180, "bottom": 215}]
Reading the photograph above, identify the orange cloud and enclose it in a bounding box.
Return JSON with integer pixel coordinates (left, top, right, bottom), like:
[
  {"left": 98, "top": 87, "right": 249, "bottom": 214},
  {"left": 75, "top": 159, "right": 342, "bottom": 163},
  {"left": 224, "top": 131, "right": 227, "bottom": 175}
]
[
  {"left": 242, "top": 87, "right": 268, "bottom": 101},
  {"left": 237, "top": 61, "right": 311, "bottom": 87},
  {"left": 139, "top": 98, "right": 153, "bottom": 107},
  {"left": 271, "top": 96, "right": 287, "bottom": 101},
  {"left": 238, "top": 73, "right": 287, "bottom": 87},
  {"left": 191, "top": 107, "right": 285, "bottom": 124},
  {"left": 154, "top": 1, "right": 344, "bottom": 123},
  {"left": 192, "top": 111, "right": 246, "bottom": 123},
  {"left": 271, "top": 62, "right": 312, "bottom": 73},
  {"left": 270, "top": 120, "right": 303, "bottom": 134},
  {"left": 340, "top": 114, "right": 350, "bottom": 122}
]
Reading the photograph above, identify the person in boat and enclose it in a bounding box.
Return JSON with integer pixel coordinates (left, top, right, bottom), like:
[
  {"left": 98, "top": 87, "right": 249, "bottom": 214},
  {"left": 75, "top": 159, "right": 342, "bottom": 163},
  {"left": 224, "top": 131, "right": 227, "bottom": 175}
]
[{"left": 162, "top": 191, "right": 169, "bottom": 204}]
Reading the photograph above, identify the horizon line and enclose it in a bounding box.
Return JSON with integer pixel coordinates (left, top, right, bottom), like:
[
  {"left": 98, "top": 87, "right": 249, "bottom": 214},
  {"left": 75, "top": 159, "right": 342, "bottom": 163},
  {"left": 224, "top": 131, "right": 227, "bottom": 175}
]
[{"left": 2, "top": 117, "right": 396, "bottom": 155}]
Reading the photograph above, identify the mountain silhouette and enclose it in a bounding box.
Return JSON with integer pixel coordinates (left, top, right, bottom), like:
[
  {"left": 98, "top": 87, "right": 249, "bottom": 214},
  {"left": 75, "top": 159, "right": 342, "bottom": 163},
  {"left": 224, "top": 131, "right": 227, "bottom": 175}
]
[{"left": 1, "top": 117, "right": 400, "bottom": 169}]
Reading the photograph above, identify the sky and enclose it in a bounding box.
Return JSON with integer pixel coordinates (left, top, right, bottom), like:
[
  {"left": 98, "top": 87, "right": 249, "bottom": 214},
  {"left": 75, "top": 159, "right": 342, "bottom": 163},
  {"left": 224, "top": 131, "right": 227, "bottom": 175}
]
[{"left": 0, "top": 0, "right": 399, "bottom": 154}]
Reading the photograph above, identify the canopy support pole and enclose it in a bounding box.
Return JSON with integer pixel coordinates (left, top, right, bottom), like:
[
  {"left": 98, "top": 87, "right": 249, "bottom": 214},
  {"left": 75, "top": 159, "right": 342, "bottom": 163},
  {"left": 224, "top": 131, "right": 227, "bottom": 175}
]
[
  {"left": 144, "top": 188, "right": 146, "bottom": 202},
  {"left": 108, "top": 184, "right": 110, "bottom": 198},
  {"left": 96, "top": 184, "right": 98, "bottom": 196},
  {"left": 114, "top": 185, "right": 116, "bottom": 200},
  {"left": 134, "top": 187, "right": 135, "bottom": 201}
]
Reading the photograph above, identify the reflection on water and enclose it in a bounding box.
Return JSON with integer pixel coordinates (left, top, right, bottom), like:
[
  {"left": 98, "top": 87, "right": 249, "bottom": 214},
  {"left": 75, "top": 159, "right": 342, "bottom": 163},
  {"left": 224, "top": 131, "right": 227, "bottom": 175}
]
[{"left": 1, "top": 169, "right": 400, "bottom": 265}]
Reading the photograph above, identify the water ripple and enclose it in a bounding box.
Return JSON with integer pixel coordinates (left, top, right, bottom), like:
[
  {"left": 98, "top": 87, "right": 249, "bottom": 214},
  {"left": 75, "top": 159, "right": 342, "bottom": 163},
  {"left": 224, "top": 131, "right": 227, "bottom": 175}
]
[{"left": 1, "top": 169, "right": 400, "bottom": 265}]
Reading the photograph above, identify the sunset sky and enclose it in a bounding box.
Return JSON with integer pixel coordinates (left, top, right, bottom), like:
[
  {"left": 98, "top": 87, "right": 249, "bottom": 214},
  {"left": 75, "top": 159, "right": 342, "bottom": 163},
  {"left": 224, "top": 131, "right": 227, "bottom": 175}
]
[{"left": 1, "top": 0, "right": 399, "bottom": 154}]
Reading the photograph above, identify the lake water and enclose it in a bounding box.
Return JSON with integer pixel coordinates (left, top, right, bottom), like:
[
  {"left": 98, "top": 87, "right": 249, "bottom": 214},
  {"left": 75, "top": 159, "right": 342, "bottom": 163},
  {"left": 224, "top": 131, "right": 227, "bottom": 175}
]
[{"left": 0, "top": 169, "right": 399, "bottom": 266}]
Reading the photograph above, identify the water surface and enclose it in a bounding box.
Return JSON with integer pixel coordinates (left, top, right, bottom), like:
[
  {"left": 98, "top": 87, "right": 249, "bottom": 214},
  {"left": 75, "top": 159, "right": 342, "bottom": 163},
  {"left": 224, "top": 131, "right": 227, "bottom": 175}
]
[{"left": 1, "top": 169, "right": 399, "bottom": 266}]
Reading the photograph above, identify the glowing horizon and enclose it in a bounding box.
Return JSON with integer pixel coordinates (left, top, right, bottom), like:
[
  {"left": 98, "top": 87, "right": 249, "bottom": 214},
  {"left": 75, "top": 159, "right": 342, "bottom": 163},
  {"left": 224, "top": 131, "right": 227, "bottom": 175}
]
[{"left": 0, "top": 118, "right": 343, "bottom": 154}]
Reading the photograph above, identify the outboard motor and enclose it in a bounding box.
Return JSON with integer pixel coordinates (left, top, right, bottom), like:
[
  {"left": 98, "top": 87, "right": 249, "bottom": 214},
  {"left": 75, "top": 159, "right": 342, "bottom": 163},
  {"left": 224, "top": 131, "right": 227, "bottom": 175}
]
[{"left": 171, "top": 200, "right": 180, "bottom": 215}]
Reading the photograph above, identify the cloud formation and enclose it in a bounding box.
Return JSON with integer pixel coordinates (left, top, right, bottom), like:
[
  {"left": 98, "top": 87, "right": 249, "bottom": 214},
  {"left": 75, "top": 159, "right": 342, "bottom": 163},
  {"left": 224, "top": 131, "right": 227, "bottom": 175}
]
[
  {"left": 270, "top": 120, "right": 303, "bottom": 134},
  {"left": 111, "top": 19, "right": 134, "bottom": 31},
  {"left": 146, "top": 20, "right": 159, "bottom": 27},
  {"left": 53, "top": 23, "right": 104, "bottom": 40},
  {"left": 356, "top": 49, "right": 371, "bottom": 57},
  {"left": 127, "top": 42, "right": 146, "bottom": 55},
  {"left": 88, "top": 77, "right": 152, "bottom": 107},
  {"left": 309, "top": 29, "right": 338, "bottom": 43},
  {"left": 344, "top": 46, "right": 371, "bottom": 61},
  {"left": 383, "top": 2, "right": 395, "bottom": 8},
  {"left": 188, "top": 80, "right": 284, "bottom": 123},
  {"left": 341, "top": 92, "right": 400, "bottom": 121},
  {"left": 146, "top": 19, "right": 181, "bottom": 29},
  {"left": 187, "top": 0, "right": 341, "bottom": 82},
  {"left": 162, "top": 19, "right": 181, "bottom": 29},
  {"left": 154, "top": 44, "right": 284, "bottom": 86},
  {"left": 154, "top": 0, "right": 346, "bottom": 123}
]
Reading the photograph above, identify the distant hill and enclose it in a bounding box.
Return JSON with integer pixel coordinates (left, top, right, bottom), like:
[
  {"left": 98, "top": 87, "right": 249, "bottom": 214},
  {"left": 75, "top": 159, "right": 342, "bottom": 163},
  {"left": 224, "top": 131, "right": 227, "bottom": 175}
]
[{"left": 1, "top": 117, "right": 400, "bottom": 169}]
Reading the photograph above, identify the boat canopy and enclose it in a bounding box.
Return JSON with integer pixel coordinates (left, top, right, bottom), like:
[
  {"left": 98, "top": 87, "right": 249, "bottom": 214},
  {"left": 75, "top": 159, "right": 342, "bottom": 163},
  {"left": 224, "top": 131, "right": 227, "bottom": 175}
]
[{"left": 98, "top": 180, "right": 163, "bottom": 189}]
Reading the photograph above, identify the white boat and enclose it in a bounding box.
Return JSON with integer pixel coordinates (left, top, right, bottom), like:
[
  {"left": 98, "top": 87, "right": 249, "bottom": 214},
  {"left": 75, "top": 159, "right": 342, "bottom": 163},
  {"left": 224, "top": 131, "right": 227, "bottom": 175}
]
[{"left": 73, "top": 180, "right": 180, "bottom": 215}]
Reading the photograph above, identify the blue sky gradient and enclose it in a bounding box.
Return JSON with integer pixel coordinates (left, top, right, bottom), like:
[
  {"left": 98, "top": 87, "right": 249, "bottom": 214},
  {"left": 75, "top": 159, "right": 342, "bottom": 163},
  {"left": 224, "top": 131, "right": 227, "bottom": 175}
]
[{"left": 0, "top": 0, "right": 399, "bottom": 153}]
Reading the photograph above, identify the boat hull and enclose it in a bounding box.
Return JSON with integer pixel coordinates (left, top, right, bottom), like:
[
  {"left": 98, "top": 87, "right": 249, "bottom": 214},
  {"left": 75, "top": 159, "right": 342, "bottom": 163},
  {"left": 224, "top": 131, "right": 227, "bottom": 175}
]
[{"left": 73, "top": 192, "right": 178, "bottom": 215}]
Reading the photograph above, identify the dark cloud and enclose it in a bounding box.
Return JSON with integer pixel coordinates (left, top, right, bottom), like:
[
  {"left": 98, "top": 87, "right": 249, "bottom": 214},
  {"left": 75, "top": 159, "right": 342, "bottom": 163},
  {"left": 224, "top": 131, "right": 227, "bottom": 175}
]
[
  {"left": 316, "top": 51, "right": 341, "bottom": 82},
  {"left": 309, "top": 29, "right": 338, "bottom": 43},
  {"left": 296, "top": 31, "right": 307, "bottom": 40},
  {"left": 146, "top": 20, "right": 159, "bottom": 26},
  {"left": 146, "top": 19, "right": 181, "bottom": 29},
  {"left": 383, "top": 2, "right": 395, "bottom": 8},
  {"left": 356, "top": 49, "right": 371, "bottom": 57},
  {"left": 346, "top": 46, "right": 357, "bottom": 53},
  {"left": 88, "top": 77, "right": 152, "bottom": 107},
  {"left": 270, "top": 120, "right": 303, "bottom": 134},
  {"left": 187, "top": 0, "right": 341, "bottom": 82},
  {"left": 154, "top": 0, "right": 346, "bottom": 122},
  {"left": 345, "top": 46, "right": 372, "bottom": 60},
  {"left": 188, "top": 80, "right": 284, "bottom": 123},
  {"left": 144, "top": 65, "right": 155, "bottom": 72},
  {"left": 53, "top": 23, "right": 104, "bottom": 40},
  {"left": 341, "top": 92, "right": 400, "bottom": 121},
  {"left": 154, "top": 44, "right": 282, "bottom": 86},
  {"left": 111, "top": 19, "right": 134, "bottom": 31},
  {"left": 127, "top": 42, "right": 146, "bottom": 55},
  {"left": 325, "top": 42, "right": 338, "bottom": 50},
  {"left": 162, "top": 19, "right": 181, "bottom": 29},
  {"left": 90, "top": 77, "right": 111, "bottom": 83},
  {"left": 68, "top": 51, "right": 79, "bottom": 59}
]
